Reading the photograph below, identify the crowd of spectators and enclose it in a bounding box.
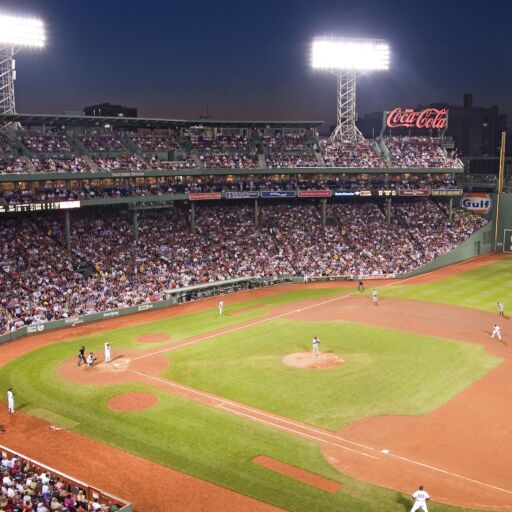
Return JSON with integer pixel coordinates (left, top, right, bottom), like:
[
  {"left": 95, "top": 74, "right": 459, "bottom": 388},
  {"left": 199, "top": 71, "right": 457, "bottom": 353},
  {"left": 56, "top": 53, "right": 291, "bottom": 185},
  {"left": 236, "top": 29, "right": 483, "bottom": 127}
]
[
  {"left": 30, "top": 157, "right": 92, "bottom": 174},
  {"left": 131, "top": 135, "right": 179, "bottom": 152},
  {"left": 147, "top": 154, "right": 197, "bottom": 170},
  {"left": 193, "top": 135, "right": 260, "bottom": 169},
  {"left": 385, "top": 136, "right": 458, "bottom": 168},
  {"left": 0, "top": 200, "right": 487, "bottom": 334},
  {"left": 322, "top": 140, "right": 385, "bottom": 168},
  {"left": 79, "top": 133, "right": 125, "bottom": 153},
  {"left": 0, "top": 453, "right": 121, "bottom": 511},
  {"left": 21, "top": 133, "right": 73, "bottom": 154},
  {"left": 264, "top": 134, "right": 319, "bottom": 168},
  {"left": 0, "top": 158, "right": 31, "bottom": 174},
  {"left": 92, "top": 156, "right": 146, "bottom": 172}
]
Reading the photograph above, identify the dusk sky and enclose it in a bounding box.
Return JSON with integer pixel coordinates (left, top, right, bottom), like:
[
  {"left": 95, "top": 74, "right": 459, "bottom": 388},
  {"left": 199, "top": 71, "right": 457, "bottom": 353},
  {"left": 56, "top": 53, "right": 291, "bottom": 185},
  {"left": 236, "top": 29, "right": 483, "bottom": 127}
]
[{"left": 6, "top": 0, "right": 512, "bottom": 127}]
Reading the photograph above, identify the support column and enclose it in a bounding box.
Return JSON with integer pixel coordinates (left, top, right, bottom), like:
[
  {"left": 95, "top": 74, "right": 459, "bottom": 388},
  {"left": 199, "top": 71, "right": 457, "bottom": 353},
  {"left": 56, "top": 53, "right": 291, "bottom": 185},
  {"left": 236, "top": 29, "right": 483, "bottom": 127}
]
[
  {"left": 132, "top": 209, "right": 139, "bottom": 241},
  {"left": 386, "top": 198, "right": 392, "bottom": 226},
  {"left": 190, "top": 202, "right": 196, "bottom": 234},
  {"left": 448, "top": 197, "right": 453, "bottom": 224},
  {"left": 64, "top": 210, "right": 71, "bottom": 251},
  {"left": 321, "top": 199, "right": 327, "bottom": 226},
  {"left": 254, "top": 198, "right": 259, "bottom": 228}
]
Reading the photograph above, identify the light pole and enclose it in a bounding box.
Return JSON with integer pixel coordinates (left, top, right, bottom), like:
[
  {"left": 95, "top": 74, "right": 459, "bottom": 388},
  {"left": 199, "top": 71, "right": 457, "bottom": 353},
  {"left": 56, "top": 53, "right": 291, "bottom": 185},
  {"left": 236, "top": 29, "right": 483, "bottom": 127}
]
[
  {"left": 0, "top": 14, "right": 46, "bottom": 129},
  {"left": 311, "top": 38, "right": 389, "bottom": 143}
]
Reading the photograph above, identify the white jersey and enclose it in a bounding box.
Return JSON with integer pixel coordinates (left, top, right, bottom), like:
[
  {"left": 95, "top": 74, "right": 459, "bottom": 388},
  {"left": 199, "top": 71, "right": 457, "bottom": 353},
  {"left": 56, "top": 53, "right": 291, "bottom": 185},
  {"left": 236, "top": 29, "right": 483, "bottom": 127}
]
[
  {"left": 219, "top": 301, "right": 224, "bottom": 314},
  {"left": 412, "top": 490, "right": 430, "bottom": 503},
  {"left": 7, "top": 390, "right": 13, "bottom": 403}
]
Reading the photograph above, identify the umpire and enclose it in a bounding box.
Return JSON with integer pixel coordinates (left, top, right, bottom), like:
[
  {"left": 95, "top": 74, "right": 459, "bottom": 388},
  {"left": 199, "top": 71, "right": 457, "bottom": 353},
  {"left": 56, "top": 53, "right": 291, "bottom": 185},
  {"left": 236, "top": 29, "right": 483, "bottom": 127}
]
[{"left": 77, "top": 346, "right": 87, "bottom": 366}]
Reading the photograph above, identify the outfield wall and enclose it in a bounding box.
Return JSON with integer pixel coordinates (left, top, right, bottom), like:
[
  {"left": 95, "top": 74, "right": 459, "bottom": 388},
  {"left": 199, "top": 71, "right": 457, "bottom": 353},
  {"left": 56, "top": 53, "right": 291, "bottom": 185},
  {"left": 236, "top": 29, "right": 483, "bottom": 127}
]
[{"left": 398, "top": 221, "right": 495, "bottom": 278}]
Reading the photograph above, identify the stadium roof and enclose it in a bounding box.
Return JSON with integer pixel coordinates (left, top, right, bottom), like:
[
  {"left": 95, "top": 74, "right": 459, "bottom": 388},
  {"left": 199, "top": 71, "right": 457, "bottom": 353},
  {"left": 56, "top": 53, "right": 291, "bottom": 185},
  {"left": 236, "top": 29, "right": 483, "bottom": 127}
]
[{"left": 0, "top": 113, "right": 323, "bottom": 129}]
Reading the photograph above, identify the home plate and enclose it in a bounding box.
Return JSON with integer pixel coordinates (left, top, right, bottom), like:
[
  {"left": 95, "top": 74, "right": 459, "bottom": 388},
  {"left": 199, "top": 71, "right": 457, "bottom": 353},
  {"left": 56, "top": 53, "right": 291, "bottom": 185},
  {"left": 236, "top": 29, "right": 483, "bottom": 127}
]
[
  {"left": 381, "top": 449, "right": 390, "bottom": 455},
  {"left": 111, "top": 357, "right": 130, "bottom": 371}
]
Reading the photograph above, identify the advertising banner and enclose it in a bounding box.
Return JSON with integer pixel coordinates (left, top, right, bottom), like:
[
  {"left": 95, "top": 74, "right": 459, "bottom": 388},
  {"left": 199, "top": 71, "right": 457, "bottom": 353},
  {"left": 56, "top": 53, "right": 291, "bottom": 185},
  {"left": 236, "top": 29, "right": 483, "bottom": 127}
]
[
  {"left": 188, "top": 193, "right": 222, "bottom": 201},
  {"left": 386, "top": 108, "right": 448, "bottom": 129},
  {"left": 398, "top": 189, "right": 430, "bottom": 197},
  {"left": 223, "top": 191, "right": 260, "bottom": 199},
  {"left": 460, "top": 193, "right": 492, "bottom": 214},
  {"left": 0, "top": 201, "right": 81, "bottom": 214},
  {"left": 260, "top": 191, "right": 297, "bottom": 198},
  {"left": 297, "top": 190, "right": 332, "bottom": 198},
  {"left": 334, "top": 191, "right": 355, "bottom": 197},
  {"left": 431, "top": 188, "right": 463, "bottom": 197}
]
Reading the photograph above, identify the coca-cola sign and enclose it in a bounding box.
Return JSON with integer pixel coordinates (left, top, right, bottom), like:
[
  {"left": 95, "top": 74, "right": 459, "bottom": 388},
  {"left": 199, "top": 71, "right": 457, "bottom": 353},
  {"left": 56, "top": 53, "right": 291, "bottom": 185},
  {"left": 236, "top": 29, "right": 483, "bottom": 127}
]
[{"left": 386, "top": 108, "right": 448, "bottom": 129}]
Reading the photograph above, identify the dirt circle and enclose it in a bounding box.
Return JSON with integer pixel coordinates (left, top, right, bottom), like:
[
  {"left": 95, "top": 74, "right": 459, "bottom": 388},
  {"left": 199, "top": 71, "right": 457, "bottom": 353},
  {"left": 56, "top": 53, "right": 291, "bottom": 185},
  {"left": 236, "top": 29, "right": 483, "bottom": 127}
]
[
  {"left": 136, "top": 333, "right": 171, "bottom": 343},
  {"left": 282, "top": 352, "right": 344, "bottom": 369},
  {"left": 107, "top": 392, "right": 159, "bottom": 412}
]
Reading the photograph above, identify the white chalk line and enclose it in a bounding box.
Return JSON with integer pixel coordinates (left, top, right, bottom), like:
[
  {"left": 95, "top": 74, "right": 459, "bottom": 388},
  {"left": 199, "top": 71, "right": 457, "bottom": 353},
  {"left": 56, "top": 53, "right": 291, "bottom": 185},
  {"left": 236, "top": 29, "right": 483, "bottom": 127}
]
[
  {"left": 216, "top": 403, "right": 378, "bottom": 460},
  {"left": 127, "top": 368, "right": 377, "bottom": 460},
  {"left": 388, "top": 453, "right": 512, "bottom": 495}
]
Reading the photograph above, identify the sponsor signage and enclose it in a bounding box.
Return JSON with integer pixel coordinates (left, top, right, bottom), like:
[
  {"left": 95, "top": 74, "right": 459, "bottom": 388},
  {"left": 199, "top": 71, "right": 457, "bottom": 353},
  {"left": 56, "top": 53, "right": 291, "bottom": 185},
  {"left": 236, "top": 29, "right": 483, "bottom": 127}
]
[
  {"left": 461, "top": 193, "right": 492, "bottom": 214},
  {"left": 297, "top": 190, "right": 332, "bottom": 198},
  {"left": 431, "top": 188, "right": 463, "bottom": 197},
  {"left": 260, "top": 190, "right": 297, "bottom": 198},
  {"left": 188, "top": 192, "right": 222, "bottom": 201},
  {"left": 0, "top": 201, "right": 81, "bottom": 214},
  {"left": 111, "top": 172, "right": 145, "bottom": 177},
  {"left": 334, "top": 191, "right": 355, "bottom": 197},
  {"left": 354, "top": 191, "right": 372, "bottom": 197},
  {"left": 375, "top": 190, "right": 397, "bottom": 197},
  {"left": 224, "top": 191, "right": 260, "bottom": 199},
  {"left": 138, "top": 304, "right": 154, "bottom": 312},
  {"left": 398, "top": 189, "right": 430, "bottom": 197},
  {"left": 386, "top": 108, "right": 448, "bottom": 129},
  {"left": 27, "top": 324, "right": 45, "bottom": 334},
  {"left": 103, "top": 311, "right": 119, "bottom": 318}
]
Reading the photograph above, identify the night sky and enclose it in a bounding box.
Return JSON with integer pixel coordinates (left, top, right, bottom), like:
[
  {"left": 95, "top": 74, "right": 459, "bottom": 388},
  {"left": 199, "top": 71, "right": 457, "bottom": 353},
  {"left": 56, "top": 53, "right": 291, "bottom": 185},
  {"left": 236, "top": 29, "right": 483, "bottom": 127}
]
[{"left": 6, "top": 0, "right": 512, "bottom": 128}]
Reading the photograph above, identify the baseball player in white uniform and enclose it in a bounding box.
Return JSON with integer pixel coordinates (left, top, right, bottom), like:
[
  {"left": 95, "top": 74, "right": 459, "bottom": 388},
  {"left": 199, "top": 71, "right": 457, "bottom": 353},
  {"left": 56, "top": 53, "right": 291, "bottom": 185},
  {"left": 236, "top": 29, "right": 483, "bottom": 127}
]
[
  {"left": 219, "top": 300, "right": 224, "bottom": 316},
  {"left": 497, "top": 302, "right": 504, "bottom": 316},
  {"left": 7, "top": 388, "right": 14, "bottom": 414},
  {"left": 410, "top": 485, "right": 430, "bottom": 512},
  {"left": 371, "top": 288, "right": 378, "bottom": 306},
  {"left": 491, "top": 323, "right": 502, "bottom": 341},
  {"left": 312, "top": 337, "right": 320, "bottom": 358},
  {"left": 104, "top": 343, "right": 111, "bottom": 365}
]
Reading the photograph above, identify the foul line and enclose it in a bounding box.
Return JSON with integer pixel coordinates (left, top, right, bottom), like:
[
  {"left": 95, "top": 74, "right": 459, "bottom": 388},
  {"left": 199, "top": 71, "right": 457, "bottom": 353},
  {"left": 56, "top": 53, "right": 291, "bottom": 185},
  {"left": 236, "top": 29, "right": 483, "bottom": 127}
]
[
  {"left": 127, "top": 368, "right": 377, "bottom": 460},
  {"left": 387, "top": 453, "right": 512, "bottom": 495}
]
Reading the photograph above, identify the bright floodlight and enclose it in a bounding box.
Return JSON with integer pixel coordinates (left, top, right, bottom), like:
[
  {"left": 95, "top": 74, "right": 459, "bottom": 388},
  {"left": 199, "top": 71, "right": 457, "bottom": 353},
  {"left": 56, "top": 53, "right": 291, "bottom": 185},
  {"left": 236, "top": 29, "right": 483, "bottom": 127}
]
[
  {"left": 311, "top": 37, "right": 390, "bottom": 142},
  {"left": 312, "top": 38, "right": 389, "bottom": 71},
  {"left": 0, "top": 14, "right": 46, "bottom": 47}
]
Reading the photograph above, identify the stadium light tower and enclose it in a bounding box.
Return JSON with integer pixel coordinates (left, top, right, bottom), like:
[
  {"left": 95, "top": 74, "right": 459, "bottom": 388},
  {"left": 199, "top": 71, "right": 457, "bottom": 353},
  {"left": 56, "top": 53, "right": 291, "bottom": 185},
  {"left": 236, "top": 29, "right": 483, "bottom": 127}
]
[
  {"left": 311, "top": 37, "right": 389, "bottom": 143},
  {"left": 0, "top": 13, "right": 46, "bottom": 125}
]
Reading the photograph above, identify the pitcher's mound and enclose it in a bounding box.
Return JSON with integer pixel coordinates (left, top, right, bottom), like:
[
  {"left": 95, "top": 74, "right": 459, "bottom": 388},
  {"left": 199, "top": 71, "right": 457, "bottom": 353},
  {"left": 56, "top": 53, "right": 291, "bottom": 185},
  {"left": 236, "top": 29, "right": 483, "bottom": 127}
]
[
  {"left": 282, "top": 352, "right": 343, "bottom": 369},
  {"left": 108, "top": 392, "right": 159, "bottom": 412}
]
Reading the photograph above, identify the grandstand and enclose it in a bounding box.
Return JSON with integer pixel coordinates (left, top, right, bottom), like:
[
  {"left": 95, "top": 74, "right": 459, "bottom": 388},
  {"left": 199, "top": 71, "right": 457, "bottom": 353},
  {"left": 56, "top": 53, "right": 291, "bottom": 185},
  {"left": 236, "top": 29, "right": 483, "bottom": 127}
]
[{"left": 0, "top": 111, "right": 489, "bottom": 337}]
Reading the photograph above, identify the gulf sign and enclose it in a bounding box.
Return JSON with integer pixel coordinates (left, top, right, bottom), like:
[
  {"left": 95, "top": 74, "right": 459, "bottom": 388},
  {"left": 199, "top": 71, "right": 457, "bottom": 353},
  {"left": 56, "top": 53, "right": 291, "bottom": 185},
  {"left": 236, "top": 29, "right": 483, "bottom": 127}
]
[{"left": 461, "top": 193, "right": 492, "bottom": 215}]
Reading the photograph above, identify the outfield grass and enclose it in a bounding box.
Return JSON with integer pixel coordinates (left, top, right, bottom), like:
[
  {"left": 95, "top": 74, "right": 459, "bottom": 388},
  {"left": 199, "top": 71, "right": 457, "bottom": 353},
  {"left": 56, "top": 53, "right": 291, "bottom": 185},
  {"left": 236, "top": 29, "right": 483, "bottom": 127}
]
[
  {"left": 383, "top": 259, "right": 512, "bottom": 312},
  {"left": 164, "top": 318, "right": 499, "bottom": 430},
  {"left": 0, "top": 285, "right": 499, "bottom": 512}
]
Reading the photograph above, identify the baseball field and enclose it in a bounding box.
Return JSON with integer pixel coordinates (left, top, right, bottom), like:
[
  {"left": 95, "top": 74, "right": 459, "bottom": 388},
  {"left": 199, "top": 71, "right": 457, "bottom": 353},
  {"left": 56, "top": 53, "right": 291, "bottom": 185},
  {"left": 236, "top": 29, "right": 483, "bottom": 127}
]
[{"left": 1, "top": 253, "right": 512, "bottom": 511}]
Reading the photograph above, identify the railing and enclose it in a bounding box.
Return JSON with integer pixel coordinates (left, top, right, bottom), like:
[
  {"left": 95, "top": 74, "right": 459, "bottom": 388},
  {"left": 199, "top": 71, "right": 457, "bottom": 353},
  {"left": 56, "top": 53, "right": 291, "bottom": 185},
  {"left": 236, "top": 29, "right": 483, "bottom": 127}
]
[{"left": 0, "top": 444, "right": 132, "bottom": 511}]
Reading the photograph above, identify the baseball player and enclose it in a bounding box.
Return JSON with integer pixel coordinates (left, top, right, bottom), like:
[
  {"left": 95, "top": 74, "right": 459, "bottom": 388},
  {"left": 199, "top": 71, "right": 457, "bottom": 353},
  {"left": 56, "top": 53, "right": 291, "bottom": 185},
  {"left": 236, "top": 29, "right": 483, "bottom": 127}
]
[
  {"left": 86, "top": 352, "right": 96, "bottom": 367},
  {"left": 371, "top": 288, "right": 378, "bottom": 306},
  {"left": 219, "top": 300, "right": 224, "bottom": 316},
  {"left": 491, "top": 323, "right": 502, "bottom": 341},
  {"left": 410, "top": 485, "right": 430, "bottom": 512},
  {"left": 6, "top": 388, "right": 14, "bottom": 414},
  {"left": 104, "top": 343, "right": 111, "bottom": 365},
  {"left": 497, "top": 302, "right": 505, "bottom": 316},
  {"left": 357, "top": 279, "right": 364, "bottom": 292},
  {"left": 312, "top": 336, "right": 320, "bottom": 358},
  {"left": 77, "top": 346, "right": 87, "bottom": 366}
]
